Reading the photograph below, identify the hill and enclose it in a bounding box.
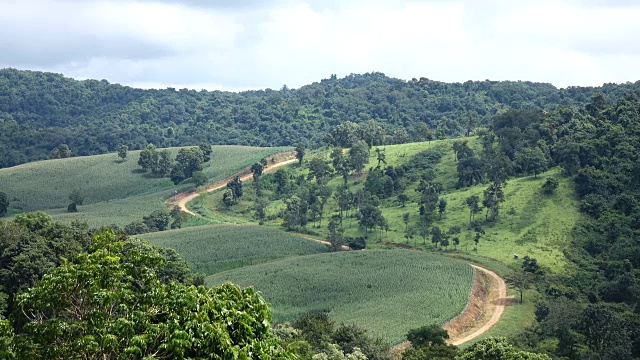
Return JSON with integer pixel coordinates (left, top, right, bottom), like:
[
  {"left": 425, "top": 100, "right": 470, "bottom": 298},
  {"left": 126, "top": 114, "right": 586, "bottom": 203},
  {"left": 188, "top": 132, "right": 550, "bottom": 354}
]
[
  {"left": 3, "top": 68, "right": 639, "bottom": 168},
  {"left": 140, "top": 224, "right": 330, "bottom": 274},
  {"left": 207, "top": 250, "right": 474, "bottom": 344},
  {"left": 1, "top": 145, "right": 287, "bottom": 213}
]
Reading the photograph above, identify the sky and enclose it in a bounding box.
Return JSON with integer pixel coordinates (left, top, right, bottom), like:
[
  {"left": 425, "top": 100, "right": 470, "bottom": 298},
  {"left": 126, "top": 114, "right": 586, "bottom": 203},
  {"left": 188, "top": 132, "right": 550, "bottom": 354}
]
[{"left": 1, "top": 0, "right": 640, "bottom": 91}]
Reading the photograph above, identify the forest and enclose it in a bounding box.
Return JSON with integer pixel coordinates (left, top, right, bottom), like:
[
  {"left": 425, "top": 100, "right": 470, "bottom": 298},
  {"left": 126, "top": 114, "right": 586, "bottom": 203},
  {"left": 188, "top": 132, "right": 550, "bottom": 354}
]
[
  {"left": 2, "top": 68, "right": 640, "bottom": 168},
  {"left": 0, "top": 68, "right": 640, "bottom": 359}
]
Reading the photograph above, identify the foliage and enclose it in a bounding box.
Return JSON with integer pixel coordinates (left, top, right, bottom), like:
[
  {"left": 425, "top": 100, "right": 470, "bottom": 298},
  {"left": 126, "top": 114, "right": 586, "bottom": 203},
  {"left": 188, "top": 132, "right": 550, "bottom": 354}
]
[
  {"left": 117, "top": 144, "right": 128, "bottom": 161},
  {"left": 207, "top": 250, "right": 473, "bottom": 344},
  {"left": 458, "top": 337, "right": 551, "bottom": 359},
  {"left": 10, "top": 229, "right": 290, "bottom": 359},
  {"left": 0, "top": 192, "right": 8, "bottom": 216}
]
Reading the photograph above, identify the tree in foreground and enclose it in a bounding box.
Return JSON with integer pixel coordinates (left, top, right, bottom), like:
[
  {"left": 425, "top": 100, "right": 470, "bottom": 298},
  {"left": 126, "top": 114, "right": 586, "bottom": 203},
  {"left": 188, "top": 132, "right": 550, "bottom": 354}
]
[
  {"left": 11, "top": 230, "right": 291, "bottom": 359},
  {"left": 458, "top": 337, "right": 551, "bottom": 359}
]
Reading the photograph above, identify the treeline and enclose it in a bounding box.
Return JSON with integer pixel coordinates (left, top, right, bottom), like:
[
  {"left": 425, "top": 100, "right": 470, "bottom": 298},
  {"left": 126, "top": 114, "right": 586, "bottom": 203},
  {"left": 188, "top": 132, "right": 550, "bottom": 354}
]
[{"left": 3, "top": 68, "right": 640, "bottom": 168}]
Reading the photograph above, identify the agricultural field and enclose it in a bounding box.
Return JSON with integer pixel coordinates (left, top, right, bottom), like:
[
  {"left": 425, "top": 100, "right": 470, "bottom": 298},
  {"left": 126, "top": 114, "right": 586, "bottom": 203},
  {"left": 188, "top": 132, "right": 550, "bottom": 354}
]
[
  {"left": 1, "top": 145, "right": 289, "bottom": 212},
  {"left": 140, "top": 224, "right": 330, "bottom": 274},
  {"left": 207, "top": 250, "right": 474, "bottom": 344}
]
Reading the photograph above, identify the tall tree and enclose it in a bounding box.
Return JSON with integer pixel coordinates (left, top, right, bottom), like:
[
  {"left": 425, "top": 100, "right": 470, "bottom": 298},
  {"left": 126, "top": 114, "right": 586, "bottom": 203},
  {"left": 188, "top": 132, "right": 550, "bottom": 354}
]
[
  {"left": 348, "top": 140, "right": 370, "bottom": 176},
  {"left": 295, "top": 143, "right": 306, "bottom": 165},
  {"left": 117, "top": 144, "right": 128, "bottom": 162}
]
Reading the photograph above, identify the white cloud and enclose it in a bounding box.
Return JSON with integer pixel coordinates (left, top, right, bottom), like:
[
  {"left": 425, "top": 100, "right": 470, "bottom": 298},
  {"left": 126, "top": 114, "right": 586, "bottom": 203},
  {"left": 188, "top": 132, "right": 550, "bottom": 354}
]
[{"left": 1, "top": 0, "right": 640, "bottom": 90}]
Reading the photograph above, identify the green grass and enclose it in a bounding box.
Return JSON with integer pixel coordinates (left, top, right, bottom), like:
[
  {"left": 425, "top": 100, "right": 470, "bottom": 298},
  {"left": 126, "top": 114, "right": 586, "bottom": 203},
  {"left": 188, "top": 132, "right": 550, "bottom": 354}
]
[
  {"left": 140, "top": 224, "right": 330, "bottom": 275},
  {"left": 2, "top": 145, "right": 289, "bottom": 212},
  {"left": 207, "top": 250, "right": 473, "bottom": 344}
]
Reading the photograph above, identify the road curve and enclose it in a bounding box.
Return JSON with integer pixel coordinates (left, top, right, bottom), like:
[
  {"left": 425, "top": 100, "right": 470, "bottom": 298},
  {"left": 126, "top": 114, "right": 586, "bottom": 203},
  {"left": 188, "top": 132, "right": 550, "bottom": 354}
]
[{"left": 165, "top": 152, "right": 297, "bottom": 216}]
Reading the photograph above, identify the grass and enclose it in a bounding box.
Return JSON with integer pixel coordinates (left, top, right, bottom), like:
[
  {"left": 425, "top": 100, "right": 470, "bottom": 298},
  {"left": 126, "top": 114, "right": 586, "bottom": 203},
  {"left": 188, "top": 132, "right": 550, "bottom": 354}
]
[
  {"left": 207, "top": 249, "right": 474, "bottom": 344},
  {"left": 140, "top": 224, "right": 330, "bottom": 275},
  {"left": 1, "top": 145, "right": 289, "bottom": 212},
  {"left": 195, "top": 138, "right": 580, "bottom": 273}
]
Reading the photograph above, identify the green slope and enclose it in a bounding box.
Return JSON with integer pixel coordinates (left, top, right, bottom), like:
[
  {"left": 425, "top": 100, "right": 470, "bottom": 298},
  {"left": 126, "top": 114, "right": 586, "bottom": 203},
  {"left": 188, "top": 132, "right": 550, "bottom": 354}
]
[
  {"left": 207, "top": 250, "right": 473, "bottom": 344},
  {"left": 1, "top": 145, "right": 288, "bottom": 213},
  {"left": 141, "top": 224, "right": 330, "bottom": 275}
]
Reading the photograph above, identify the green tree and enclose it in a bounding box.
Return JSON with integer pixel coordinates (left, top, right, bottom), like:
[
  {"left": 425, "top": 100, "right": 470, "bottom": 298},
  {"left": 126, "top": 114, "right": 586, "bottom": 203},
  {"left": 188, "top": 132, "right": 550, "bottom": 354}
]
[
  {"left": 142, "top": 209, "right": 171, "bottom": 232},
  {"left": 328, "top": 216, "right": 345, "bottom": 251},
  {"left": 68, "top": 189, "right": 84, "bottom": 212},
  {"left": 173, "top": 147, "right": 204, "bottom": 180},
  {"left": 251, "top": 162, "right": 264, "bottom": 180},
  {"left": 458, "top": 337, "right": 550, "bottom": 359},
  {"left": 516, "top": 147, "right": 548, "bottom": 178},
  {"left": 406, "top": 324, "right": 449, "bottom": 347},
  {"left": 226, "top": 176, "right": 243, "bottom": 201},
  {"left": 49, "top": 144, "right": 72, "bottom": 159},
  {"left": 483, "top": 181, "right": 505, "bottom": 222},
  {"left": 0, "top": 192, "right": 8, "bottom": 217},
  {"left": 295, "top": 142, "right": 306, "bottom": 165},
  {"left": 192, "top": 171, "right": 208, "bottom": 186},
  {"left": 12, "top": 230, "right": 290, "bottom": 359},
  {"left": 505, "top": 270, "right": 535, "bottom": 304},
  {"left": 117, "top": 144, "right": 128, "bottom": 162},
  {"left": 137, "top": 143, "right": 157, "bottom": 172},
  {"left": 283, "top": 195, "right": 308, "bottom": 229},
  {"left": 438, "top": 198, "right": 447, "bottom": 219},
  {"left": 541, "top": 177, "right": 559, "bottom": 195},
  {"left": 156, "top": 149, "right": 173, "bottom": 177},
  {"left": 348, "top": 140, "right": 370, "bottom": 175},
  {"left": 465, "top": 195, "right": 482, "bottom": 223},
  {"left": 198, "top": 142, "right": 212, "bottom": 162}
]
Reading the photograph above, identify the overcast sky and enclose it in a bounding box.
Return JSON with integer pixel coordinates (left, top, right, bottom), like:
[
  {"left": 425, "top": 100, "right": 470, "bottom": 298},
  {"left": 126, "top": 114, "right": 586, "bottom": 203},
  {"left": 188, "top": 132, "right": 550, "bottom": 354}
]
[{"left": 1, "top": 0, "right": 639, "bottom": 91}]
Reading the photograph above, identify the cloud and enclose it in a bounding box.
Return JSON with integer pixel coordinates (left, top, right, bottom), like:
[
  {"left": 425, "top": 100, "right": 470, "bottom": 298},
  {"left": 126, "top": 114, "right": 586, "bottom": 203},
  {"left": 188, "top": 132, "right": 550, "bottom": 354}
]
[{"left": 1, "top": 0, "right": 640, "bottom": 90}]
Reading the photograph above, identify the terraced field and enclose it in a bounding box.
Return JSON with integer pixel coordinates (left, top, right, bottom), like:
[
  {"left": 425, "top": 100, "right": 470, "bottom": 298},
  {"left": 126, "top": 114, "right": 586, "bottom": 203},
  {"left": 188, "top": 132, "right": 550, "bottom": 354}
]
[
  {"left": 207, "top": 250, "right": 474, "bottom": 344},
  {"left": 141, "top": 224, "right": 330, "bottom": 274}
]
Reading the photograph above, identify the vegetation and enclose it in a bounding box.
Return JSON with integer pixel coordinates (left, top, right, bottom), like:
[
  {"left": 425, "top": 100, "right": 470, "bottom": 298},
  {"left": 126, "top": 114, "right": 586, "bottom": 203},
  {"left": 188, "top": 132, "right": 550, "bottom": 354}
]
[
  {"left": 207, "top": 250, "right": 473, "bottom": 344},
  {"left": 141, "top": 224, "right": 330, "bottom": 274},
  {"left": 0, "top": 145, "right": 286, "bottom": 213},
  {"left": 4, "top": 69, "right": 640, "bottom": 169}
]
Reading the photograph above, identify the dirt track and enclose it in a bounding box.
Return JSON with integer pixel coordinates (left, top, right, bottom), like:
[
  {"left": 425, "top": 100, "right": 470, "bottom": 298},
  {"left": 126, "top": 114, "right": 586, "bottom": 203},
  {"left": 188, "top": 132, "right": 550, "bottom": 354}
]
[
  {"left": 166, "top": 151, "right": 509, "bottom": 346},
  {"left": 165, "top": 151, "right": 297, "bottom": 216}
]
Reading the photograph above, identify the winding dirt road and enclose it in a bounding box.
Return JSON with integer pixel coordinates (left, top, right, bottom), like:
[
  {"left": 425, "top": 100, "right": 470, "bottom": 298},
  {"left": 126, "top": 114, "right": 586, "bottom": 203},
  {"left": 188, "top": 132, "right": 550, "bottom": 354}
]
[
  {"left": 165, "top": 151, "right": 510, "bottom": 346},
  {"left": 165, "top": 151, "right": 297, "bottom": 216}
]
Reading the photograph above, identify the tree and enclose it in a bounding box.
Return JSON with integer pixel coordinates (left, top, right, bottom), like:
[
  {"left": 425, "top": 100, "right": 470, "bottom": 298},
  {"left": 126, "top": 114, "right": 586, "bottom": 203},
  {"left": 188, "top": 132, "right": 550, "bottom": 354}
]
[
  {"left": 226, "top": 176, "right": 243, "bottom": 201},
  {"left": 541, "top": 177, "right": 559, "bottom": 195},
  {"left": 457, "top": 156, "right": 484, "bottom": 187},
  {"left": 49, "top": 144, "right": 72, "bottom": 159},
  {"left": 505, "top": 269, "right": 535, "bottom": 304},
  {"left": 307, "top": 157, "right": 331, "bottom": 184},
  {"left": 465, "top": 195, "right": 481, "bottom": 223},
  {"left": 198, "top": 142, "right": 212, "bottom": 162},
  {"left": 156, "top": 149, "right": 173, "bottom": 177},
  {"left": 483, "top": 181, "right": 506, "bottom": 222},
  {"left": 438, "top": 198, "right": 447, "bottom": 219},
  {"left": 0, "top": 192, "right": 8, "bottom": 217},
  {"left": 431, "top": 226, "right": 443, "bottom": 247},
  {"left": 172, "top": 147, "right": 204, "bottom": 182},
  {"left": 191, "top": 171, "right": 208, "bottom": 187},
  {"left": 142, "top": 209, "right": 171, "bottom": 232},
  {"left": 222, "top": 189, "right": 235, "bottom": 207},
  {"left": 458, "top": 337, "right": 550, "bottom": 360},
  {"left": 402, "top": 212, "right": 410, "bottom": 233},
  {"left": 374, "top": 147, "right": 387, "bottom": 168},
  {"left": 251, "top": 162, "right": 264, "bottom": 180},
  {"left": 68, "top": 189, "right": 84, "bottom": 212},
  {"left": 328, "top": 121, "right": 360, "bottom": 148},
  {"left": 328, "top": 216, "right": 345, "bottom": 251},
  {"left": 283, "top": 195, "right": 308, "bottom": 229},
  {"left": 406, "top": 324, "right": 449, "bottom": 347},
  {"left": 116, "top": 144, "right": 128, "bottom": 162},
  {"left": 11, "top": 230, "right": 291, "bottom": 359},
  {"left": 358, "top": 204, "right": 384, "bottom": 238},
  {"left": 472, "top": 221, "right": 485, "bottom": 251},
  {"left": 398, "top": 193, "right": 409, "bottom": 207},
  {"left": 254, "top": 197, "right": 269, "bottom": 225},
  {"left": 138, "top": 144, "right": 157, "bottom": 172},
  {"left": 295, "top": 142, "right": 306, "bottom": 165},
  {"left": 516, "top": 147, "right": 548, "bottom": 178},
  {"left": 348, "top": 140, "right": 370, "bottom": 175}
]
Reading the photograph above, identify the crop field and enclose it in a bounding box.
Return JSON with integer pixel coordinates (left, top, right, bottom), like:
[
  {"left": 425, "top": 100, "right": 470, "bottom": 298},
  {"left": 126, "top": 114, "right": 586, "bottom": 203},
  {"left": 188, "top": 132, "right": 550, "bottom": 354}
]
[
  {"left": 1, "top": 145, "right": 289, "bottom": 212},
  {"left": 207, "top": 250, "right": 474, "bottom": 344},
  {"left": 140, "top": 224, "right": 330, "bottom": 275}
]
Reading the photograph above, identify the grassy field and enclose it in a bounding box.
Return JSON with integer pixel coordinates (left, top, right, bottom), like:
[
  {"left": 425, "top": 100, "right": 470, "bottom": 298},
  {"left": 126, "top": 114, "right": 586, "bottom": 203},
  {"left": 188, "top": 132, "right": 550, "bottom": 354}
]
[
  {"left": 140, "top": 224, "right": 330, "bottom": 275},
  {"left": 1, "top": 145, "right": 289, "bottom": 212},
  {"left": 193, "top": 139, "right": 580, "bottom": 272},
  {"left": 207, "top": 250, "right": 473, "bottom": 344}
]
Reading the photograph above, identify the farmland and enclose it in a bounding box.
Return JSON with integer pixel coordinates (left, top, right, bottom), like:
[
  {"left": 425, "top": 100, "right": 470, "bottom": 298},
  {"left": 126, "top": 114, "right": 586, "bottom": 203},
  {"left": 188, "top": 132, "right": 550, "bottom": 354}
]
[
  {"left": 141, "top": 224, "right": 330, "bottom": 274},
  {"left": 207, "top": 250, "right": 474, "bottom": 344},
  {"left": 1, "top": 145, "right": 288, "bottom": 212}
]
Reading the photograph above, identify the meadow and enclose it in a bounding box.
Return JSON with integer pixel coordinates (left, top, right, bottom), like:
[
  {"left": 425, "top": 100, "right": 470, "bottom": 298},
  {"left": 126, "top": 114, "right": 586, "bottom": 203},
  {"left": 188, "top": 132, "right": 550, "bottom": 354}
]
[
  {"left": 141, "top": 224, "right": 330, "bottom": 274},
  {"left": 207, "top": 250, "right": 474, "bottom": 344},
  {"left": 1, "top": 145, "right": 289, "bottom": 212}
]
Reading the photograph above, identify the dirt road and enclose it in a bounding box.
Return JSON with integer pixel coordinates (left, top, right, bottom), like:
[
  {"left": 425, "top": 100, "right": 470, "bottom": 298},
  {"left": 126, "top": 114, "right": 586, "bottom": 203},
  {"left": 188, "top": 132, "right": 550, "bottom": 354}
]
[{"left": 165, "top": 152, "right": 297, "bottom": 216}]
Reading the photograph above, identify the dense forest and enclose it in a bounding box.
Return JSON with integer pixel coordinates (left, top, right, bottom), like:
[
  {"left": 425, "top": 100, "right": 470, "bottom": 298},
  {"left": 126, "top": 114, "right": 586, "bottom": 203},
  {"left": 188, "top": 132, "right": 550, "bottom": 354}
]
[{"left": 2, "top": 68, "right": 640, "bottom": 168}]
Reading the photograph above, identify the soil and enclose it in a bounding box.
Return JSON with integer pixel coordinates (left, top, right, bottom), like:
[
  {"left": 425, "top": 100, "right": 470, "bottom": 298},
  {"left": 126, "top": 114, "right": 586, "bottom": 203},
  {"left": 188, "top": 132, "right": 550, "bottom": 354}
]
[{"left": 391, "top": 264, "right": 513, "bottom": 356}]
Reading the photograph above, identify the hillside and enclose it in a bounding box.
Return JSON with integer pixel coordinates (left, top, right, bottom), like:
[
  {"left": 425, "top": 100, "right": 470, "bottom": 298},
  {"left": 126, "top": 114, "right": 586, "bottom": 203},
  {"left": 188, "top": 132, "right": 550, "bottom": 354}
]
[
  {"left": 140, "top": 224, "right": 330, "bottom": 274},
  {"left": 3, "top": 68, "right": 640, "bottom": 168},
  {"left": 207, "top": 250, "right": 474, "bottom": 344},
  {"left": 0, "top": 145, "right": 286, "bottom": 213}
]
